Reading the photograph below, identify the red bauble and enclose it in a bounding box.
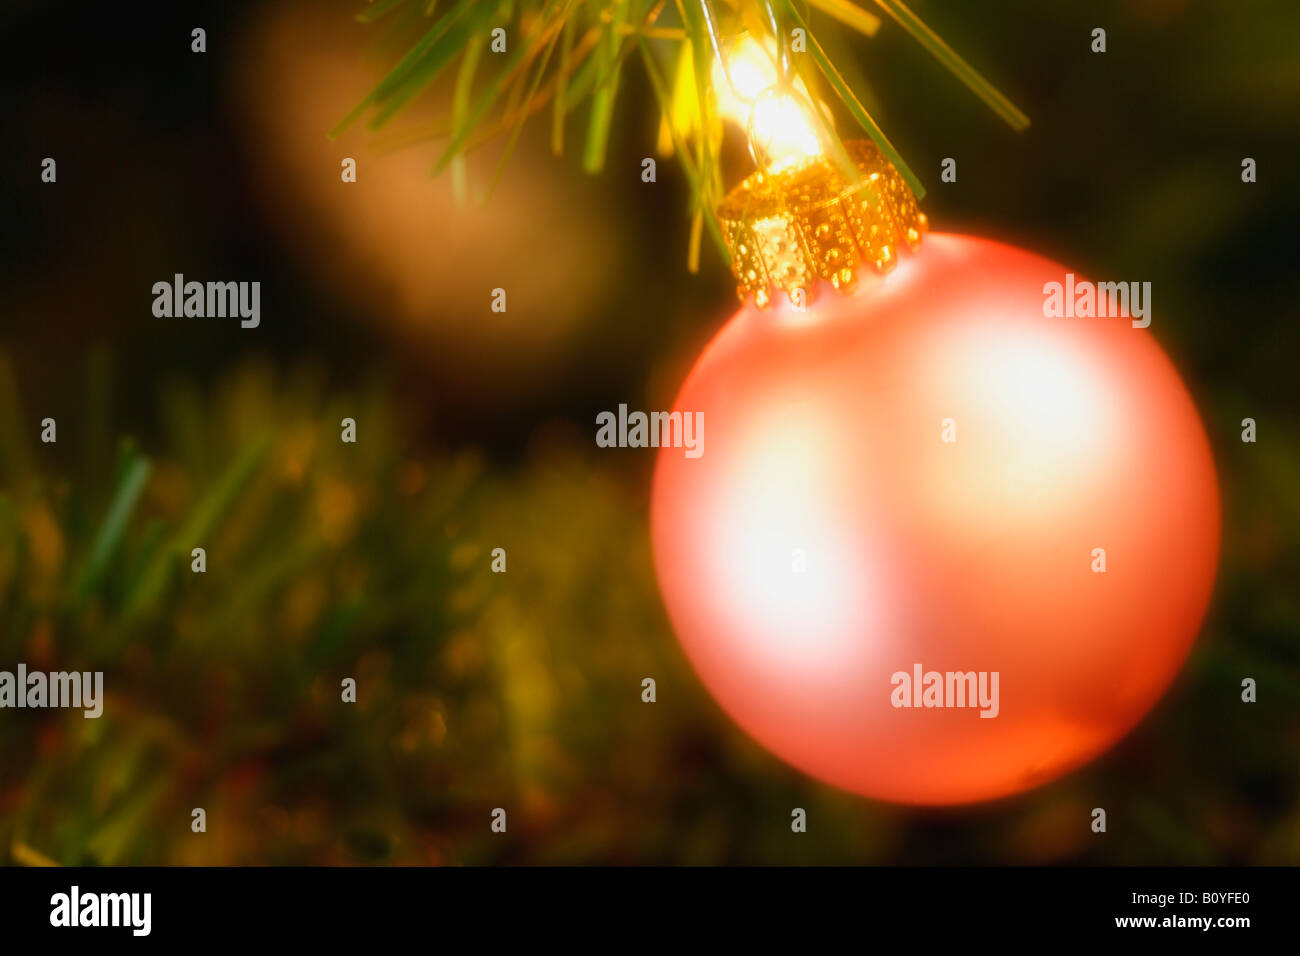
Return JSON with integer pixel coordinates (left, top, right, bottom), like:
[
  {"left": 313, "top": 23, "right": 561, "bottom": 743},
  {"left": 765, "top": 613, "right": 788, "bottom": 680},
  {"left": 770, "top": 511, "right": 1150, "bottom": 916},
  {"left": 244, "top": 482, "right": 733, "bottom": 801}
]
[{"left": 651, "top": 234, "right": 1220, "bottom": 805}]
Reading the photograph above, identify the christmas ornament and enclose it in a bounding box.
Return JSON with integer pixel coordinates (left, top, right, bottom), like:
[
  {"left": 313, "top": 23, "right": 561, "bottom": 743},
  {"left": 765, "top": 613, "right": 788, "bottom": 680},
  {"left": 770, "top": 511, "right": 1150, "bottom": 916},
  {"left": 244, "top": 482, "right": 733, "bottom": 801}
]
[{"left": 651, "top": 140, "right": 1220, "bottom": 805}]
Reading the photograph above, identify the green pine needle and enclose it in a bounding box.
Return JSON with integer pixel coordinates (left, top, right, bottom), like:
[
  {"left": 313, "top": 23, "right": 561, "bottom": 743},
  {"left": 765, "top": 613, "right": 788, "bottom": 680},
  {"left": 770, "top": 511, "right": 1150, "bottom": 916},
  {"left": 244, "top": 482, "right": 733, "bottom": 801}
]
[
  {"left": 873, "top": 0, "right": 1029, "bottom": 131},
  {"left": 74, "top": 446, "right": 151, "bottom": 601}
]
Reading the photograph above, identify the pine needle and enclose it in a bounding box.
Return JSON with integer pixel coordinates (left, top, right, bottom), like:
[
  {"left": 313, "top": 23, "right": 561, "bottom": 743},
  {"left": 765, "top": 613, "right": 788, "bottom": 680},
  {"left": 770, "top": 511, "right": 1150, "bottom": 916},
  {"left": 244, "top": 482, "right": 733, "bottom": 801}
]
[
  {"left": 489, "top": 0, "right": 575, "bottom": 196},
  {"left": 583, "top": 4, "right": 630, "bottom": 174},
  {"left": 329, "top": 1, "right": 475, "bottom": 140},
  {"left": 872, "top": 0, "right": 1029, "bottom": 130},
  {"left": 357, "top": 0, "right": 413, "bottom": 25},
  {"left": 780, "top": 0, "right": 925, "bottom": 198},
  {"left": 637, "top": 36, "right": 729, "bottom": 264},
  {"left": 11, "top": 842, "right": 59, "bottom": 867},
  {"left": 123, "top": 430, "right": 273, "bottom": 620},
  {"left": 436, "top": 7, "right": 570, "bottom": 172},
  {"left": 551, "top": 15, "right": 575, "bottom": 154},
  {"left": 450, "top": 33, "right": 485, "bottom": 202},
  {"left": 74, "top": 445, "right": 151, "bottom": 600},
  {"left": 366, "top": 2, "right": 499, "bottom": 132},
  {"left": 809, "top": 0, "right": 881, "bottom": 37}
]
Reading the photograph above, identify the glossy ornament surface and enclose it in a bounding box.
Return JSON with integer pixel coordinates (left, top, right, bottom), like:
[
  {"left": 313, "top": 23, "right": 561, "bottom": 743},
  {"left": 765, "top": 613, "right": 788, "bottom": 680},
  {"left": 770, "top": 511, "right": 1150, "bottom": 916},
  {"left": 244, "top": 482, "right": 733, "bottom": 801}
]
[{"left": 651, "top": 233, "right": 1220, "bottom": 805}]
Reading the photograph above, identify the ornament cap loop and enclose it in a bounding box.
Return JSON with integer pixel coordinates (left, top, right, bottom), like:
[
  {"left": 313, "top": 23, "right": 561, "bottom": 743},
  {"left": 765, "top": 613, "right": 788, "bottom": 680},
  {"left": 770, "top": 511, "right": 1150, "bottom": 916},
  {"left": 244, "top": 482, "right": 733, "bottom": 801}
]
[{"left": 716, "top": 140, "right": 927, "bottom": 307}]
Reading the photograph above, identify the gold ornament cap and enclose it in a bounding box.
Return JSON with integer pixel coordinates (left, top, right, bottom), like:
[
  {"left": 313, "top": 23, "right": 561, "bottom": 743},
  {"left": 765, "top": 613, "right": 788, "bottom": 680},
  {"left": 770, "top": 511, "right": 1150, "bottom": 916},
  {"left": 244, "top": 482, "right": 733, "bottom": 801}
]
[{"left": 717, "top": 139, "right": 927, "bottom": 307}]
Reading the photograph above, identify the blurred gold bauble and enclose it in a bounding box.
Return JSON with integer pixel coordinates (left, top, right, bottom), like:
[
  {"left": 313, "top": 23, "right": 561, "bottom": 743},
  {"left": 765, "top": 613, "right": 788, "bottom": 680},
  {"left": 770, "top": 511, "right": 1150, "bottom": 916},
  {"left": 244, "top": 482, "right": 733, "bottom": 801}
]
[{"left": 232, "top": 0, "right": 625, "bottom": 393}]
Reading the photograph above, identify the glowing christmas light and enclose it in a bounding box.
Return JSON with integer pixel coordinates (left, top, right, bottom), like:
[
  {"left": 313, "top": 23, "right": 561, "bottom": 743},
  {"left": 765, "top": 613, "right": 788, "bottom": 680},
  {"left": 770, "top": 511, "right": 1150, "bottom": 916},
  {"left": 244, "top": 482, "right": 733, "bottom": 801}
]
[{"left": 711, "top": 35, "right": 823, "bottom": 170}]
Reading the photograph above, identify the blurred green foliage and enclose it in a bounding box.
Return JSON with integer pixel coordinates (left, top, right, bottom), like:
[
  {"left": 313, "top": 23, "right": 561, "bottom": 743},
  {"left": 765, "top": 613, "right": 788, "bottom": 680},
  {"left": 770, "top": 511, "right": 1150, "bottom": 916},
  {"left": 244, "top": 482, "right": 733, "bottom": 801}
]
[{"left": 0, "top": 352, "right": 1297, "bottom": 865}]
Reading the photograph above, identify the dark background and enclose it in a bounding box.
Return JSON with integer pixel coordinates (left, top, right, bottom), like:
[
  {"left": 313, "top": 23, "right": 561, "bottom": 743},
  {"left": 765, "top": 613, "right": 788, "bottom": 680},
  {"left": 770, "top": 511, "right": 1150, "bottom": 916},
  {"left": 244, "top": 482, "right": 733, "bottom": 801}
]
[{"left": 0, "top": 0, "right": 1297, "bottom": 864}]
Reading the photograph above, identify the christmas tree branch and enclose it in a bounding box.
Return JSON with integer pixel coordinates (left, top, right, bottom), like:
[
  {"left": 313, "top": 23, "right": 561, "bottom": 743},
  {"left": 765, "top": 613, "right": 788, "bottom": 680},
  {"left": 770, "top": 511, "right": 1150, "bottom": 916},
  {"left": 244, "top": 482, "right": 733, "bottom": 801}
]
[{"left": 332, "top": 0, "right": 1027, "bottom": 222}]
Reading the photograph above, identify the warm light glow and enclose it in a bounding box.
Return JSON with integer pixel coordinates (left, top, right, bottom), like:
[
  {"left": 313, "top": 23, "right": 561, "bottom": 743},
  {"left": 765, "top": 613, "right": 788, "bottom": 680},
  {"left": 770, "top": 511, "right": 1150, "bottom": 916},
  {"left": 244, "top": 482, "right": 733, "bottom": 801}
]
[
  {"left": 712, "top": 35, "right": 823, "bottom": 169},
  {"left": 707, "top": 396, "right": 889, "bottom": 678},
  {"left": 916, "top": 318, "right": 1120, "bottom": 524}
]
